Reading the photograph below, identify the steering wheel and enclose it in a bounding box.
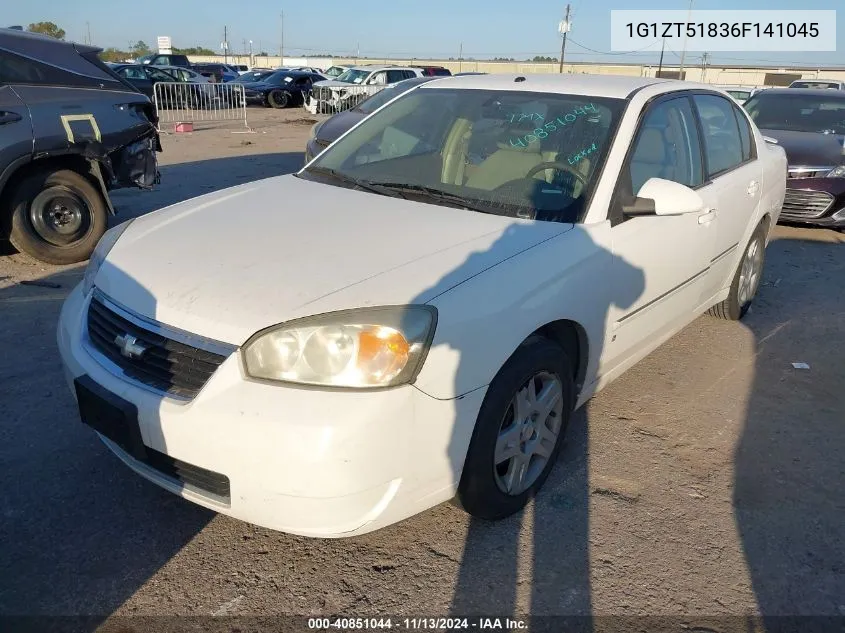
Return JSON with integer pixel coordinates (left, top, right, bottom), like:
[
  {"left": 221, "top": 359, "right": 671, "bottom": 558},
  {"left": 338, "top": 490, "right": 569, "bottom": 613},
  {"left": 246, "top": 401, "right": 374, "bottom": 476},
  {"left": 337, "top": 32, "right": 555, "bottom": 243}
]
[{"left": 525, "top": 161, "right": 588, "bottom": 187}]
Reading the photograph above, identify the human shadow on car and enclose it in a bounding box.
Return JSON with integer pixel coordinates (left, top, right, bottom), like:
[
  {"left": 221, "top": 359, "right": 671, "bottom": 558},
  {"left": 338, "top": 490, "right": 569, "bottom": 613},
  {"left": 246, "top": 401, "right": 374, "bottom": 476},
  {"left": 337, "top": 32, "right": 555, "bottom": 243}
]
[
  {"left": 734, "top": 230, "right": 845, "bottom": 632},
  {"left": 399, "top": 185, "right": 645, "bottom": 627}
]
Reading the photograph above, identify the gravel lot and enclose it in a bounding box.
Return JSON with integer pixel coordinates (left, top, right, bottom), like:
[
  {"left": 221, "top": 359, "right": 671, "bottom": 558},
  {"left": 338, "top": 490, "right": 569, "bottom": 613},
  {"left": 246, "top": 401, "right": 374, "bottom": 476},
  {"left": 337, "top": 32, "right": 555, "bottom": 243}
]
[{"left": 1, "top": 108, "right": 843, "bottom": 631}]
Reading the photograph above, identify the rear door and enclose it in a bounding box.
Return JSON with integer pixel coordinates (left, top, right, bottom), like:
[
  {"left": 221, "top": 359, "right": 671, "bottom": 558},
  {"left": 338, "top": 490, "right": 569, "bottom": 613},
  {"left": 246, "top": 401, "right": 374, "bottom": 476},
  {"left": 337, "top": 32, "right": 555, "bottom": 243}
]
[
  {"left": 0, "top": 82, "right": 33, "bottom": 184},
  {"left": 691, "top": 93, "right": 763, "bottom": 300}
]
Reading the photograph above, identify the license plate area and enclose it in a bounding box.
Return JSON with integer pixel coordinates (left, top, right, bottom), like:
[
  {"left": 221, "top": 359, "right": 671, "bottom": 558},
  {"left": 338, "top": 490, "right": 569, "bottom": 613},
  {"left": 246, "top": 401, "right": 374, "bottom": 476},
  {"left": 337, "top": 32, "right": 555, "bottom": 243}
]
[{"left": 75, "top": 376, "right": 147, "bottom": 460}]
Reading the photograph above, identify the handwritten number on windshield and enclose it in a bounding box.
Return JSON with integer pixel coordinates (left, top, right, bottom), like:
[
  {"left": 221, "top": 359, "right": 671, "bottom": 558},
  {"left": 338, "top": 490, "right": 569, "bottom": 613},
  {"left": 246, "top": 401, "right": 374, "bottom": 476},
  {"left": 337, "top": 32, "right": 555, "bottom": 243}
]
[{"left": 509, "top": 104, "right": 600, "bottom": 148}]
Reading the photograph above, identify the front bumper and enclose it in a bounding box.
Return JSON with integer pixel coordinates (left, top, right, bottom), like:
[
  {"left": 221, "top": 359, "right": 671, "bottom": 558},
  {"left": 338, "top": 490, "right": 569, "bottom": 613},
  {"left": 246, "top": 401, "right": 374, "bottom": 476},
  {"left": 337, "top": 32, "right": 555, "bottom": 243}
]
[
  {"left": 779, "top": 178, "right": 845, "bottom": 228},
  {"left": 57, "top": 285, "right": 485, "bottom": 538}
]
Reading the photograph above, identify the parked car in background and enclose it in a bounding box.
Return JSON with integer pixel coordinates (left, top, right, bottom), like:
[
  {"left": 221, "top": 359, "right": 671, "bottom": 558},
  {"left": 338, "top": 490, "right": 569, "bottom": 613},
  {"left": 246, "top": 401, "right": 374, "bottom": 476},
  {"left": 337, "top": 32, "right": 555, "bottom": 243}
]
[
  {"left": 232, "top": 69, "right": 276, "bottom": 84},
  {"left": 107, "top": 63, "right": 205, "bottom": 108},
  {"left": 715, "top": 85, "right": 757, "bottom": 104},
  {"left": 306, "top": 65, "right": 425, "bottom": 114},
  {"left": 136, "top": 53, "right": 191, "bottom": 68},
  {"left": 0, "top": 28, "right": 160, "bottom": 264},
  {"left": 305, "top": 76, "right": 439, "bottom": 162},
  {"left": 278, "top": 66, "right": 324, "bottom": 74},
  {"left": 58, "top": 74, "right": 785, "bottom": 537},
  {"left": 191, "top": 62, "right": 239, "bottom": 83},
  {"left": 409, "top": 65, "right": 451, "bottom": 77},
  {"left": 789, "top": 79, "right": 845, "bottom": 90},
  {"left": 744, "top": 88, "right": 845, "bottom": 229},
  {"left": 233, "top": 64, "right": 250, "bottom": 74},
  {"left": 242, "top": 70, "right": 326, "bottom": 108},
  {"left": 323, "top": 65, "right": 350, "bottom": 78}
]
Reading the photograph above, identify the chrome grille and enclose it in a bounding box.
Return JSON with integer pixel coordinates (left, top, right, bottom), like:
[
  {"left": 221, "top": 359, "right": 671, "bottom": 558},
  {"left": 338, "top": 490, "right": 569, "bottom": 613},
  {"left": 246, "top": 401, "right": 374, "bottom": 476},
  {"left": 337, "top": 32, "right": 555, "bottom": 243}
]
[
  {"left": 781, "top": 189, "right": 835, "bottom": 219},
  {"left": 788, "top": 166, "right": 833, "bottom": 179},
  {"left": 85, "top": 292, "right": 235, "bottom": 399}
]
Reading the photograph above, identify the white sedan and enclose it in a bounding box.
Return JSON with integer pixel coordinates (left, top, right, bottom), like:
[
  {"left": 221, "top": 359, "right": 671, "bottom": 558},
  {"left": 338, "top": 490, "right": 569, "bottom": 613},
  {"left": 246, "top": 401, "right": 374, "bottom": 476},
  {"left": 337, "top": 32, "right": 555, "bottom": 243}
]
[{"left": 57, "top": 74, "right": 786, "bottom": 537}]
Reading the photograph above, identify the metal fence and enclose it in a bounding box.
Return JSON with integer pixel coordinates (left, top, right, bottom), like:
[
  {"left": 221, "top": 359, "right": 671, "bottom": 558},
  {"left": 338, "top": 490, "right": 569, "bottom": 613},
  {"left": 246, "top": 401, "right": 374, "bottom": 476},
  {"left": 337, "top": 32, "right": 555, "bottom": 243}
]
[
  {"left": 304, "top": 84, "right": 386, "bottom": 115},
  {"left": 153, "top": 82, "right": 251, "bottom": 132}
]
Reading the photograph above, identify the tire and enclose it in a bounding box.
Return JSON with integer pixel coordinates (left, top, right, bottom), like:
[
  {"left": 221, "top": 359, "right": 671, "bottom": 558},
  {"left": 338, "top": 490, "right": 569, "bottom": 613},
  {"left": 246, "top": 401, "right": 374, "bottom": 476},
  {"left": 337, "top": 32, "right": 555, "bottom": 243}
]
[
  {"left": 268, "top": 90, "right": 290, "bottom": 109},
  {"left": 456, "top": 337, "right": 575, "bottom": 520},
  {"left": 707, "top": 221, "right": 767, "bottom": 320},
  {"left": 5, "top": 169, "right": 108, "bottom": 265}
]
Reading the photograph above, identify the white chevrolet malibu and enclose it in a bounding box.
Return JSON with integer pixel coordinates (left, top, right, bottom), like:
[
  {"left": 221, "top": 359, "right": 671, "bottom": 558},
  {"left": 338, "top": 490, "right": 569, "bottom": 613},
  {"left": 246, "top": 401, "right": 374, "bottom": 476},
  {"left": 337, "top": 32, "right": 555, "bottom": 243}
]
[{"left": 57, "top": 74, "right": 786, "bottom": 537}]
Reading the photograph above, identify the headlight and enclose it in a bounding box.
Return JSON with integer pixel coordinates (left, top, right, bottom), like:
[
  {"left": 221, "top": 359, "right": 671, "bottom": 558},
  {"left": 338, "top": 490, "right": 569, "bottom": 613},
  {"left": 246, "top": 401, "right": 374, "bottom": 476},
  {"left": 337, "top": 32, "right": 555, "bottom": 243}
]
[
  {"left": 81, "top": 220, "right": 134, "bottom": 295},
  {"left": 242, "top": 306, "right": 437, "bottom": 389},
  {"left": 827, "top": 165, "right": 845, "bottom": 178}
]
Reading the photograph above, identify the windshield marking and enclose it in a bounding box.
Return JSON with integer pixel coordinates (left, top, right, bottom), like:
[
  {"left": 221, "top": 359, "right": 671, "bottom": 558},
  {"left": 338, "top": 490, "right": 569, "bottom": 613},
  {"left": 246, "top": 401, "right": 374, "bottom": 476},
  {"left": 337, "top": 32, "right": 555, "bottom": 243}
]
[
  {"left": 567, "top": 142, "right": 599, "bottom": 165},
  {"left": 509, "top": 103, "right": 600, "bottom": 148}
]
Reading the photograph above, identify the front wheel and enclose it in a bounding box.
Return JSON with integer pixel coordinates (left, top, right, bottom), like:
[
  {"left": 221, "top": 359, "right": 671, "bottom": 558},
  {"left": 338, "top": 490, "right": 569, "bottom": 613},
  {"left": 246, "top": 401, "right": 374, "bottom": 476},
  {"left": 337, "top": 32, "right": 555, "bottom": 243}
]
[
  {"left": 457, "top": 337, "right": 574, "bottom": 520},
  {"left": 267, "top": 90, "right": 290, "bottom": 109},
  {"left": 5, "top": 169, "right": 108, "bottom": 265},
  {"left": 707, "top": 222, "right": 767, "bottom": 320}
]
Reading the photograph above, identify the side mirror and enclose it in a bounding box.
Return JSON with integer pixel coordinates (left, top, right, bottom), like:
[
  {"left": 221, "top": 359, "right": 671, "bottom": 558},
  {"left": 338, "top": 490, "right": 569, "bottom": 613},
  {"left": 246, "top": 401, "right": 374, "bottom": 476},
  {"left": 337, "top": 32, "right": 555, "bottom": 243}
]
[{"left": 625, "top": 177, "right": 705, "bottom": 217}]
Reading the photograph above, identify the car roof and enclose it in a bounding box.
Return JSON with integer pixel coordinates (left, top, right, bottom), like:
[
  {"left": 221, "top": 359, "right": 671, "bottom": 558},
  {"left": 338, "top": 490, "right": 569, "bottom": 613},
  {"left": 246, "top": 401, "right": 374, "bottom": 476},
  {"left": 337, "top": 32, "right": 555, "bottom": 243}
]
[
  {"left": 348, "top": 65, "right": 416, "bottom": 72},
  {"left": 754, "top": 87, "right": 845, "bottom": 97},
  {"left": 790, "top": 78, "right": 843, "bottom": 83},
  {"left": 416, "top": 73, "right": 680, "bottom": 99}
]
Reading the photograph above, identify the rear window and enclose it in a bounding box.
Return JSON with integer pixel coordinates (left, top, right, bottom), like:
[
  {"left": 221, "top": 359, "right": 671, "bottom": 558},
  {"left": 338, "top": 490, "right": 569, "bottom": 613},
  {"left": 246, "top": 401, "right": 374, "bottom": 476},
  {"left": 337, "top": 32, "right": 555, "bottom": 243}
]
[
  {"left": 0, "top": 50, "right": 124, "bottom": 90},
  {"left": 791, "top": 81, "right": 842, "bottom": 89},
  {"left": 428, "top": 68, "right": 451, "bottom": 76}
]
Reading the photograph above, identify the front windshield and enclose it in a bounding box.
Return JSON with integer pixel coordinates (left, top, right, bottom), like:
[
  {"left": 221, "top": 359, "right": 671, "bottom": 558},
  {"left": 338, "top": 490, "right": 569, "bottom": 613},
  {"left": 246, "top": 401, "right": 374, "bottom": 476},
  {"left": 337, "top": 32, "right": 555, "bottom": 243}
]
[
  {"left": 304, "top": 88, "right": 624, "bottom": 223},
  {"left": 324, "top": 66, "right": 346, "bottom": 77},
  {"left": 745, "top": 93, "right": 845, "bottom": 134},
  {"left": 232, "top": 70, "right": 274, "bottom": 83},
  {"left": 336, "top": 69, "right": 371, "bottom": 84}
]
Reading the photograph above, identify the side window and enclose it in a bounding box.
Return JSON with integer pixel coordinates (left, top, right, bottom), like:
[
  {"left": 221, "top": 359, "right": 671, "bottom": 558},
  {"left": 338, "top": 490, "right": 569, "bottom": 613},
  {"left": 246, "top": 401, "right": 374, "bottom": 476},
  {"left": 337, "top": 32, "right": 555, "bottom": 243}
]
[
  {"left": 369, "top": 72, "right": 387, "bottom": 85},
  {"left": 693, "top": 94, "right": 744, "bottom": 177},
  {"left": 628, "top": 97, "right": 704, "bottom": 195},
  {"left": 0, "top": 51, "right": 94, "bottom": 86},
  {"left": 732, "top": 104, "right": 755, "bottom": 162},
  {"left": 146, "top": 67, "right": 175, "bottom": 82},
  {"left": 119, "top": 67, "right": 146, "bottom": 80},
  {"left": 386, "top": 70, "right": 407, "bottom": 84}
]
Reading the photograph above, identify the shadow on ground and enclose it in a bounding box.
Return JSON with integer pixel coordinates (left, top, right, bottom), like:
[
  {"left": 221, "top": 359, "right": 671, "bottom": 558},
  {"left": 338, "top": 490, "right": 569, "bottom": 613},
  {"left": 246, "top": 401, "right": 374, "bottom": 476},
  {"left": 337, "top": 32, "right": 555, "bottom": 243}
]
[{"left": 735, "top": 231, "right": 845, "bottom": 631}]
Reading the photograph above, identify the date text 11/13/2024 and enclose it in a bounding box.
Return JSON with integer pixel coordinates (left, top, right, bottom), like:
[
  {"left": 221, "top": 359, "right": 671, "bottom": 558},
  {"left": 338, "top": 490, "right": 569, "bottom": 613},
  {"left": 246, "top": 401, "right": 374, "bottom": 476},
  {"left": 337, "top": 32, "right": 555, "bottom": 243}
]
[
  {"left": 308, "top": 617, "right": 528, "bottom": 630},
  {"left": 507, "top": 103, "right": 600, "bottom": 150}
]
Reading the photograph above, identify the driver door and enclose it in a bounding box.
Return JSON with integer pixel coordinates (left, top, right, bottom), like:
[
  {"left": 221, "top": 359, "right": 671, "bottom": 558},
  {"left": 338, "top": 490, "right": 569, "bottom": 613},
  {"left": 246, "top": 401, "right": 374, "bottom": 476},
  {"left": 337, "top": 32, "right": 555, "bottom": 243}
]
[{"left": 602, "top": 94, "right": 718, "bottom": 374}]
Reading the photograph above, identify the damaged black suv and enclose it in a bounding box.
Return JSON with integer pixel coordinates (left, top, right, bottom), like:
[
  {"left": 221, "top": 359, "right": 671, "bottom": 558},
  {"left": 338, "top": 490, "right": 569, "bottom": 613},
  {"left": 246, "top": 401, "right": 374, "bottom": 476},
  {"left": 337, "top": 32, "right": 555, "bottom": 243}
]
[{"left": 0, "top": 28, "right": 160, "bottom": 264}]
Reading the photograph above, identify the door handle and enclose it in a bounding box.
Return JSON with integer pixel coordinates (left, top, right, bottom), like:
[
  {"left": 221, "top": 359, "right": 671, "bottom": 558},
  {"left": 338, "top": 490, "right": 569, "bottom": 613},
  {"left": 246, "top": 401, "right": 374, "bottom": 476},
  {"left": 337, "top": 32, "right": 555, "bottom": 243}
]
[
  {"left": 698, "top": 208, "right": 717, "bottom": 225},
  {"left": 0, "top": 111, "right": 23, "bottom": 125}
]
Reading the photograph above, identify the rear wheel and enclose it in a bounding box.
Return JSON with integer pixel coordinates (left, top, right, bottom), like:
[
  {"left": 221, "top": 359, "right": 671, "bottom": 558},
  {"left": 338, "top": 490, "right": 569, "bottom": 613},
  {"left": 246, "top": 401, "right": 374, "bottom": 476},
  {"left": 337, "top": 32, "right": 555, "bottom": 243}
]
[
  {"left": 456, "top": 337, "right": 574, "bottom": 520},
  {"left": 707, "top": 222, "right": 767, "bottom": 320},
  {"left": 5, "top": 169, "right": 108, "bottom": 265}
]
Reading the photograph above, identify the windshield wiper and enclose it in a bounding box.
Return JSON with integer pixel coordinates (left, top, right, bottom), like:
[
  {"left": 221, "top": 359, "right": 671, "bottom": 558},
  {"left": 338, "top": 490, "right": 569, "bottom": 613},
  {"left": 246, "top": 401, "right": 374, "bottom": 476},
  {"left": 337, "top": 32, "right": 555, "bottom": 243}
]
[
  {"left": 364, "top": 182, "right": 509, "bottom": 215},
  {"left": 302, "top": 167, "right": 403, "bottom": 198}
]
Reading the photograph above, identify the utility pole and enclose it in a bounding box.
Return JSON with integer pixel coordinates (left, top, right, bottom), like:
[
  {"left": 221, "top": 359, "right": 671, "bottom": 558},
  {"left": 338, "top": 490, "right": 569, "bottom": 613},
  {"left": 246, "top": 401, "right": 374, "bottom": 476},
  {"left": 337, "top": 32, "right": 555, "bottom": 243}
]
[
  {"left": 558, "top": 3, "right": 571, "bottom": 74},
  {"left": 458, "top": 42, "right": 463, "bottom": 73},
  {"left": 657, "top": 37, "right": 665, "bottom": 77},
  {"left": 86, "top": 22, "right": 91, "bottom": 45},
  {"left": 223, "top": 25, "right": 228, "bottom": 64},
  {"left": 678, "top": 0, "right": 694, "bottom": 79},
  {"left": 279, "top": 11, "right": 285, "bottom": 65},
  {"left": 700, "top": 51, "right": 709, "bottom": 82}
]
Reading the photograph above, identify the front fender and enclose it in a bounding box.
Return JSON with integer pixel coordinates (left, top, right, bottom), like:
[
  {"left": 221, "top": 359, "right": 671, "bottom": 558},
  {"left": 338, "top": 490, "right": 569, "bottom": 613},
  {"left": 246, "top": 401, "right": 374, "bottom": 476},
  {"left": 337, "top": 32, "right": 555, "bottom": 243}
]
[{"left": 415, "top": 224, "right": 616, "bottom": 401}]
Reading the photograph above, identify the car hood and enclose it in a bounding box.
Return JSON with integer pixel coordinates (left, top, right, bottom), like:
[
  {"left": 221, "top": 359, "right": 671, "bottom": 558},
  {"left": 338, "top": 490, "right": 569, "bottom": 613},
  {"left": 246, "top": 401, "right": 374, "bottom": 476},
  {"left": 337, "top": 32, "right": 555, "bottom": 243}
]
[
  {"left": 96, "top": 175, "right": 571, "bottom": 345},
  {"left": 760, "top": 128, "right": 845, "bottom": 167},
  {"left": 316, "top": 110, "right": 365, "bottom": 143}
]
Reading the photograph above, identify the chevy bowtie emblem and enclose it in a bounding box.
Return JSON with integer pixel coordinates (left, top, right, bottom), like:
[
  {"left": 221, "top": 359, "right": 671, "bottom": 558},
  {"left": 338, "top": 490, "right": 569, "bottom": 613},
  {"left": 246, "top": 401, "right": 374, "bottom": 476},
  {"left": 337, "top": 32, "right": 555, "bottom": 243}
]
[{"left": 114, "top": 333, "right": 147, "bottom": 359}]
